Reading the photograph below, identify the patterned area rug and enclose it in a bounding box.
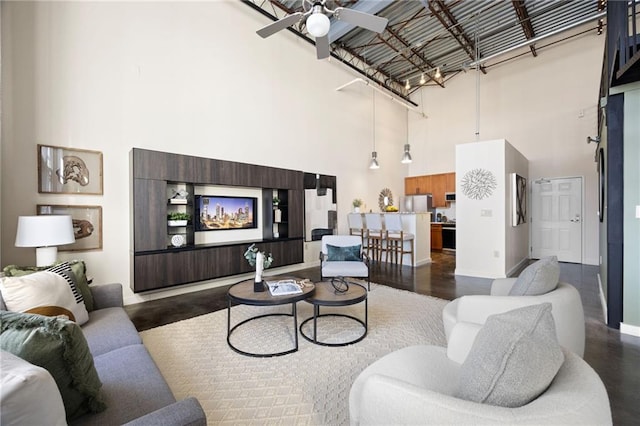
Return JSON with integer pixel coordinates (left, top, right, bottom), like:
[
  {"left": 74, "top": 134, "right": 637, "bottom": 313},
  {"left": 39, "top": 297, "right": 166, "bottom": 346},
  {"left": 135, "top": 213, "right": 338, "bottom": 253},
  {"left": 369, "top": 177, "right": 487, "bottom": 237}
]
[{"left": 141, "top": 283, "right": 448, "bottom": 425}]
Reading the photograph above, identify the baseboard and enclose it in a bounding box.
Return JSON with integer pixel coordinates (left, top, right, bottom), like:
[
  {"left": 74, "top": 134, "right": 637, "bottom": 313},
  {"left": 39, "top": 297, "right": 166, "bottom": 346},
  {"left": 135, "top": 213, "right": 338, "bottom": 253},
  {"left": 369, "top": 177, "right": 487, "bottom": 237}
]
[
  {"left": 620, "top": 322, "right": 640, "bottom": 337},
  {"left": 454, "top": 268, "right": 506, "bottom": 279},
  {"left": 597, "top": 273, "right": 608, "bottom": 324}
]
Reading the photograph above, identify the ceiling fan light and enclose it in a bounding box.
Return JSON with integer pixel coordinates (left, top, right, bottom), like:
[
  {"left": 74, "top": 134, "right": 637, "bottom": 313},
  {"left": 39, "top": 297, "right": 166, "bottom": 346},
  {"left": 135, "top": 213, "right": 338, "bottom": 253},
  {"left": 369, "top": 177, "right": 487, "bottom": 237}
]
[
  {"left": 370, "top": 151, "right": 380, "bottom": 169},
  {"left": 401, "top": 144, "right": 412, "bottom": 164},
  {"left": 307, "top": 12, "right": 330, "bottom": 38}
]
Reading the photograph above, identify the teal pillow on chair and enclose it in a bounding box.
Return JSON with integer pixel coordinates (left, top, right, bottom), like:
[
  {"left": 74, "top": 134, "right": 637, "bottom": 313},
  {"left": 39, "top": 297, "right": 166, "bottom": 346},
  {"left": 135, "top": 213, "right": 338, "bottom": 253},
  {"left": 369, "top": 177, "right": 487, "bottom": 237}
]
[
  {"left": 326, "top": 244, "right": 361, "bottom": 261},
  {"left": 0, "top": 311, "right": 106, "bottom": 420}
]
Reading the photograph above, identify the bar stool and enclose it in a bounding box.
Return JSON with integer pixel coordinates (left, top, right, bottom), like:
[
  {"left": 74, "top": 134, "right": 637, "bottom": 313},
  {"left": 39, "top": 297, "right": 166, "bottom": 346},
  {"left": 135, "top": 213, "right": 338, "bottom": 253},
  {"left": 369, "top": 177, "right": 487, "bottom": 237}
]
[
  {"left": 364, "top": 213, "right": 385, "bottom": 262},
  {"left": 384, "top": 213, "right": 414, "bottom": 266},
  {"left": 347, "top": 213, "right": 368, "bottom": 251}
]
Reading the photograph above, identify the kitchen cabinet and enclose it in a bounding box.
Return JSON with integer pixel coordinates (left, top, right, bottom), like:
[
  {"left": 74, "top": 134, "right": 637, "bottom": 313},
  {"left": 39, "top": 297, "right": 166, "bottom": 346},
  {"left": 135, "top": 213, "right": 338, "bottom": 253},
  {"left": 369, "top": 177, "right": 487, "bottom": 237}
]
[
  {"left": 431, "top": 223, "right": 443, "bottom": 251},
  {"left": 405, "top": 172, "right": 455, "bottom": 207},
  {"left": 405, "top": 175, "right": 432, "bottom": 195}
]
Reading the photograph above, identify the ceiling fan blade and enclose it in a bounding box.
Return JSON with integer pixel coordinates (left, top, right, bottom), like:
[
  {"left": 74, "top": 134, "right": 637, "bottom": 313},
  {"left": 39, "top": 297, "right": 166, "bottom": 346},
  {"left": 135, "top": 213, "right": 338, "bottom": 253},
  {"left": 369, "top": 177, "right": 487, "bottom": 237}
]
[
  {"left": 256, "top": 12, "right": 304, "bottom": 38},
  {"left": 334, "top": 7, "right": 388, "bottom": 33},
  {"left": 316, "top": 35, "right": 330, "bottom": 59}
]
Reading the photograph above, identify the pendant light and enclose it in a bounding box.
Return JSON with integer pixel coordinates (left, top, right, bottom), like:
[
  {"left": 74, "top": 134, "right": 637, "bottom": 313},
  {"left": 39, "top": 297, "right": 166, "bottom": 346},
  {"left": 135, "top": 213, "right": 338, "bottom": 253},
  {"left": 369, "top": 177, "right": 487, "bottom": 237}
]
[
  {"left": 401, "top": 111, "right": 412, "bottom": 164},
  {"left": 369, "top": 90, "right": 380, "bottom": 169}
]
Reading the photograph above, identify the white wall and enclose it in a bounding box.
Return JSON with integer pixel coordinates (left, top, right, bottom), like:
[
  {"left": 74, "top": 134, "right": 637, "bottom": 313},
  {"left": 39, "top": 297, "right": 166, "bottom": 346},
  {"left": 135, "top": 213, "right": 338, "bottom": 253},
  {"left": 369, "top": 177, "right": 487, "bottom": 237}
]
[
  {"left": 456, "top": 139, "right": 528, "bottom": 278},
  {"left": 456, "top": 139, "right": 507, "bottom": 278},
  {"left": 0, "top": 1, "right": 407, "bottom": 303},
  {"left": 409, "top": 28, "right": 604, "bottom": 266},
  {"left": 0, "top": 1, "right": 605, "bottom": 302}
]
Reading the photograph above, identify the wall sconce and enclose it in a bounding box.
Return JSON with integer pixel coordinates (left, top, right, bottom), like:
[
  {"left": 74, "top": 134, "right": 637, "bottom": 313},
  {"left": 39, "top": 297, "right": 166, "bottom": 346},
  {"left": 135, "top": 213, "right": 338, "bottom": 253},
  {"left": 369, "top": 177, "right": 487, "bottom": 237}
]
[
  {"left": 587, "top": 136, "right": 601, "bottom": 144},
  {"left": 15, "top": 215, "right": 75, "bottom": 266}
]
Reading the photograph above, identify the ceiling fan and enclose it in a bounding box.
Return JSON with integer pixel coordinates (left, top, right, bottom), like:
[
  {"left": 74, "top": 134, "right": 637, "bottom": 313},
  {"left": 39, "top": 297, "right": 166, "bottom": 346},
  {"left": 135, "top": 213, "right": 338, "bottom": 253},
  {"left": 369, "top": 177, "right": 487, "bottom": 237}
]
[{"left": 256, "top": 0, "right": 388, "bottom": 60}]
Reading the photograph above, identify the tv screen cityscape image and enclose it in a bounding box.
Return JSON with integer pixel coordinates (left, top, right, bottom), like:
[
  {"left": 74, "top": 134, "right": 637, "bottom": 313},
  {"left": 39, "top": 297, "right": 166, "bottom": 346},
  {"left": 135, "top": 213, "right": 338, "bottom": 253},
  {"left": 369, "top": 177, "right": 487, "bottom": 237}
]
[{"left": 196, "top": 196, "right": 257, "bottom": 231}]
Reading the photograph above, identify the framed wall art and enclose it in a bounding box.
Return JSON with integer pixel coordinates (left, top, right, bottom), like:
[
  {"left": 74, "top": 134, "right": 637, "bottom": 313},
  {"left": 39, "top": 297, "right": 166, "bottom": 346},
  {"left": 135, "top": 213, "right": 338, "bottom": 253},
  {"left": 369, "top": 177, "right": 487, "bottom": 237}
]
[
  {"left": 37, "top": 205, "right": 103, "bottom": 251},
  {"left": 512, "top": 173, "right": 527, "bottom": 226},
  {"left": 38, "top": 144, "right": 103, "bottom": 194}
]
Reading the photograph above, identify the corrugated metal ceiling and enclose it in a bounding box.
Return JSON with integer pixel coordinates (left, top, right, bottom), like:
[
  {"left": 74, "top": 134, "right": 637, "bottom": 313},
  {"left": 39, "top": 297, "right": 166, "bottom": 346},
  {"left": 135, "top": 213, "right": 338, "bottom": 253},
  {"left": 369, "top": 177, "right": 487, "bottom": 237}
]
[{"left": 243, "top": 0, "right": 605, "bottom": 102}]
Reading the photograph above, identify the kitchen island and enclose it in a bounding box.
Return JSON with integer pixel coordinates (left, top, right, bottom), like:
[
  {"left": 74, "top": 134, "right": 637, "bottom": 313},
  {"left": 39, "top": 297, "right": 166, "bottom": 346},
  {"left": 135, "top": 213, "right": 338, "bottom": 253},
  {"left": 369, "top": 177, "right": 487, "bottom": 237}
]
[{"left": 348, "top": 212, "right": 431, "bottom": 266}]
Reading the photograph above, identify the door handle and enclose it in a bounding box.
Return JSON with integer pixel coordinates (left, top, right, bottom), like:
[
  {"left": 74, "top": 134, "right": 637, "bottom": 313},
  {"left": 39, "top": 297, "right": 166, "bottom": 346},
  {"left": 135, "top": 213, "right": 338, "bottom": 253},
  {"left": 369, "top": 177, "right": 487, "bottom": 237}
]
[{"left": 570, "top": 214, "right": 581, "bottom": 223}]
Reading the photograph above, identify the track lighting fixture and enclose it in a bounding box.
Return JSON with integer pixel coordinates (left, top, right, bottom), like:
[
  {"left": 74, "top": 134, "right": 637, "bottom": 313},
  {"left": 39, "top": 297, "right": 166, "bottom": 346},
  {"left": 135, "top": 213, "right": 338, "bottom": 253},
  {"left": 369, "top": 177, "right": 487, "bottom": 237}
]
[
  {"left": 405, "top": 79, "right": 410, "bottom": 90},
  {"left": 401, "top": 144, "right": 412, "bottom": 164},
  {"left": 419, "top": 73, "right": 426, "bottom": 85},
  {"left": 434, "top": 67, "right": 441, "bottom": 79}
]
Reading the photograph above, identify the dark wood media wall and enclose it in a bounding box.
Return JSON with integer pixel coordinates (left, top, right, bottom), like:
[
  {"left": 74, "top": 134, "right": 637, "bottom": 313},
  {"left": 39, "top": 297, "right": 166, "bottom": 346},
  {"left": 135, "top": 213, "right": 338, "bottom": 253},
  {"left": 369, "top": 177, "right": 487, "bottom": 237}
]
[{"left": 130, "top": 148, "right": 304, "bottom": 292}]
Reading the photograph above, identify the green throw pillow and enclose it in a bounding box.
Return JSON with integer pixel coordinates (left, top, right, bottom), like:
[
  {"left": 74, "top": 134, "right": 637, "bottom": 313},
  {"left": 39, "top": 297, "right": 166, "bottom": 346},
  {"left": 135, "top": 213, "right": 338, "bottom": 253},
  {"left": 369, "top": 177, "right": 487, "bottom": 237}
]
[
  {"left": 0, "top": 311, "right": 107, "bottom": 420},
  {"left": 2, "top": 260, "right": 94, "bottom": 311},
  {"left": 326, "top": 244, "right": 361, "bottom": 261}
]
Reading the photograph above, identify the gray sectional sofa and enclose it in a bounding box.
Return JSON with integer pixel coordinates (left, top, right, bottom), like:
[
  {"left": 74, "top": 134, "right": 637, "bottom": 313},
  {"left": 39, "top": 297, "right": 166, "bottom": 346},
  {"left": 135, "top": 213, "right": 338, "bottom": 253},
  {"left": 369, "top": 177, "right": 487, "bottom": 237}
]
[{"left": 1, "top": 283, "right": 206, "bottom": 426}]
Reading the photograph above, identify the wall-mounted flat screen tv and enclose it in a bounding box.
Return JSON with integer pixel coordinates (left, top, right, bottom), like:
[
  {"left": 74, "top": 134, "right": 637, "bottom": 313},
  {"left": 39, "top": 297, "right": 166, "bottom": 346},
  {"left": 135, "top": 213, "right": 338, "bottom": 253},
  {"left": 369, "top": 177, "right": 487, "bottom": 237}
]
[{"left": 195, "top": 195, "right": 258, "bottom": 231}]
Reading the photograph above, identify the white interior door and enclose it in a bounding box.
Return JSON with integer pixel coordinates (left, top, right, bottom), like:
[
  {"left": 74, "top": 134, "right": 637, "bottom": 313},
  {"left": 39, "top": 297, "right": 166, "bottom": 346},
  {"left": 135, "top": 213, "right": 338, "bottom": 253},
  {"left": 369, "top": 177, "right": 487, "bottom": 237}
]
[{"left": 531, "top": 177, "right": 582, "bottom": 263}]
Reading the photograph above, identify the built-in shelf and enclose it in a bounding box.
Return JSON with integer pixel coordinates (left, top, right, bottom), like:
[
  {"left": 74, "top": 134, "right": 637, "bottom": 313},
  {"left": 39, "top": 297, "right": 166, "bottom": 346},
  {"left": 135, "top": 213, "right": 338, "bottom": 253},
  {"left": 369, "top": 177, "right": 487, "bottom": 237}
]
[{"left": 131, "top": 148, "right": 305, "bottom": 293}]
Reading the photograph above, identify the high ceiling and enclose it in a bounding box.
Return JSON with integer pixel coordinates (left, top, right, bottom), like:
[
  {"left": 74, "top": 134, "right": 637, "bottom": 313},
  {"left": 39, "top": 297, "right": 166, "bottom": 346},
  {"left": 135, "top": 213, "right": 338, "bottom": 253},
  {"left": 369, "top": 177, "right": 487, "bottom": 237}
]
[{"left": 243, "top": 0, "right": 605, "bottom": 103}]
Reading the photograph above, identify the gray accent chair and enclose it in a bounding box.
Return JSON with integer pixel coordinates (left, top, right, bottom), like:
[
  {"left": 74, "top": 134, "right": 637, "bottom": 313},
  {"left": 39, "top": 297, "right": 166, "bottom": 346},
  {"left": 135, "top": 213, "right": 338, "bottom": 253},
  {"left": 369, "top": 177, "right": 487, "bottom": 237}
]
[
  {"left": 320, "top": 235, "right": 370, "bottom": 290},
  {"left": 349, "top": 321, "right": 611, "bottom": 425}
]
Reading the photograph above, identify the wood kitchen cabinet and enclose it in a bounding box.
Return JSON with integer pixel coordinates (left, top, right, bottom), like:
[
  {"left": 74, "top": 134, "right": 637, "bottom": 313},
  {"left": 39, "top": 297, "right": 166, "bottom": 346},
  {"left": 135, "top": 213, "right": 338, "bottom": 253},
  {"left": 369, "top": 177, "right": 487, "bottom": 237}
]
[
  {"left": 405, "top": 172, "right": 455, "bottom": 207},
  {"left": 431, "top": 223, "right": 443, "bottom": 251},
  {"left": 405, "top": 175, "right": 432, "bottom": 195}
]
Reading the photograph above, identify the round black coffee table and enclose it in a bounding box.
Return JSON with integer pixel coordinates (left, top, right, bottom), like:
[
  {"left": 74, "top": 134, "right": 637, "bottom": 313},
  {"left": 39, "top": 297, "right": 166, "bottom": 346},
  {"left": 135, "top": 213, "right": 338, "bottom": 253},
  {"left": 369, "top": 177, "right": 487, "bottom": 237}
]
[
  {"left": 299, "top": 280, "right": 368, "bottom": 347},
  {"left": 226, "top": 278, "right": 315, "bottom": 357}
]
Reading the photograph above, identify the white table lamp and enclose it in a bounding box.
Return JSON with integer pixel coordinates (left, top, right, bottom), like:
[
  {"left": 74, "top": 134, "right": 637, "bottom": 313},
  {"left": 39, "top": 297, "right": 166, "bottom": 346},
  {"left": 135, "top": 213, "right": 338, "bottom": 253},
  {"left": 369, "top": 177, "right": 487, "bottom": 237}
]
[{"left": 15, "top": 215, "right": 76, "bottom": 267}]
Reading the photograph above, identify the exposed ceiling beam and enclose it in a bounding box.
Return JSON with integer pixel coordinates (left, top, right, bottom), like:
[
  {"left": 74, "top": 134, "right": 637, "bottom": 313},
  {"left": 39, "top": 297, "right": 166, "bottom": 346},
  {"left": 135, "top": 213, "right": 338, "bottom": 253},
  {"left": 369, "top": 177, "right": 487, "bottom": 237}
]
[
  {"left": 511, "top": 0, "right": 538, "bottom": 57},
  {"left": 426, "top": 0, "right": 487, "bottom": 74}
]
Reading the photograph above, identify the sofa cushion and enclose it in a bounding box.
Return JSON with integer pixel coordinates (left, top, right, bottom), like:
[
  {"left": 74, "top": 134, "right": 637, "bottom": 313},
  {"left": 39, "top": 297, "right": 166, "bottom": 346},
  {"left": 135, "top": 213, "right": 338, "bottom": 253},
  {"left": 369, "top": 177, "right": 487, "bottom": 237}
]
[
  {"left": 1, "top": 350, "right": 67, "bottom": 426},
  {"left": 0, "top": 311, "right": 106, "bottom": 420},
  {"left": 455, "top": 303, "right": 564, "bottom": 408},
  {"left": 83, "top": 307, "right": 142, "bottom": 357},
  {"left": 509, "top": 256, "right": 560, "bottom": 296},
  {"left": 71, "top": 344, "right": 176, "bottom": 426},
  {"left": 326, "top": 244, "right": 361, "bottom": 261},
  {"left": 0, "top": 271, "right": 89, "bottom": 325},
  {"left": 2, "top": 260, "right": 94, "bottom": 312}
]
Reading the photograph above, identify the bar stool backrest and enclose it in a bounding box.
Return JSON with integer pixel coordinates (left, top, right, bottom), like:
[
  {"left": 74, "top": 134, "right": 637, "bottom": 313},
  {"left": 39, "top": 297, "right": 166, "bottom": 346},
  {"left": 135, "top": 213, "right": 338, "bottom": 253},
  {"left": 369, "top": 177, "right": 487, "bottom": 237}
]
[
  {"left": 364, "top": 213, "right": 383, "bottom": 231},
  {"left": 348, "top": 213, "right": 364, "bottom": 230},
  {"left": 384, "top": 214, "right": 403, "bottom": 232}
]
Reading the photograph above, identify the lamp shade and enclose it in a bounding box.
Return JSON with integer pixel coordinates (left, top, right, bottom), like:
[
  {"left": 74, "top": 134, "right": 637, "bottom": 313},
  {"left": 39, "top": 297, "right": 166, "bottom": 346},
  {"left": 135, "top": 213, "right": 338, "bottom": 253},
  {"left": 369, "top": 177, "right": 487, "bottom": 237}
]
[
  {"left": 15, "top": 215, "right": 75, "bottom": 247},
  {"left": 307, "top": 12, "right": 330, "bottom": 37},
  {"left": 15, "top": 215, "right": 75, "bottom": 267}
]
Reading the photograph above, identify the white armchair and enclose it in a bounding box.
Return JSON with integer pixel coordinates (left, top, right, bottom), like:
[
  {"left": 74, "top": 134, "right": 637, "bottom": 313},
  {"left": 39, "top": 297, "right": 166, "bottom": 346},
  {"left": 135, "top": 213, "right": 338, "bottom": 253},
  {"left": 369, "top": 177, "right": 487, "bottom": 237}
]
[
  {"left": 320, "top": 235, "right": 370, "bottom": 290},
  {"left": 349, "top": 320, "right": 611, "bottom": 425},
  {"left": 442, "top": 278, "right": 585, "bottom": 357}
]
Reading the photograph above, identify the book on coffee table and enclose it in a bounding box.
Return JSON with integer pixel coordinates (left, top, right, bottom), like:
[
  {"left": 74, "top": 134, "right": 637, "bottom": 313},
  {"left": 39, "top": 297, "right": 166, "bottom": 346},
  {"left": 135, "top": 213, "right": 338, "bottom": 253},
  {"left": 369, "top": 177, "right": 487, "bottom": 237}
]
[{"left": 265, "top": 280, "right": 303, "bottom": 296}]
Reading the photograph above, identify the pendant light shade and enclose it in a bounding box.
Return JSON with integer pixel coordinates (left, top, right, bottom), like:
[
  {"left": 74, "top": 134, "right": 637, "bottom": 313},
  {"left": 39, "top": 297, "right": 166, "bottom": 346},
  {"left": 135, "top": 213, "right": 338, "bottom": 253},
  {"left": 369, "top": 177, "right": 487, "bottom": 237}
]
[
  {"left": 370, "top": 151, "right": 380, "bottom": 169},
  {"left": 401, "top": 144, "right": 412, "bottom": 164}
]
